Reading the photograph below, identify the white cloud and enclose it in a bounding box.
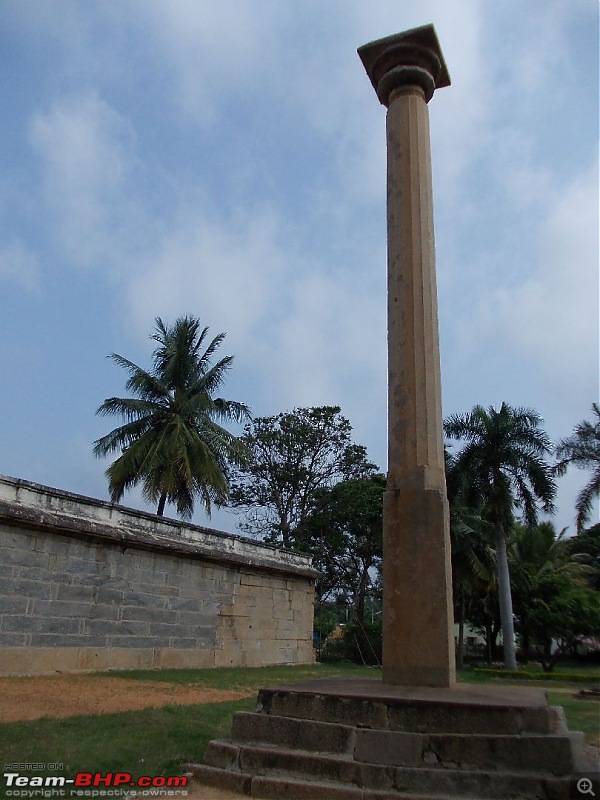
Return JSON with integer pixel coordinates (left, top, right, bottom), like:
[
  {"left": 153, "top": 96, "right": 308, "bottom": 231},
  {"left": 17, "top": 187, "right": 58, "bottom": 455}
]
[
  {"left": 0, "top": 240, "right": 39, "bottom": 292},
  {"left": 126, "top": 1, "right": 290, "bottom": 123},
  {"left": 125, "top": 202, "right": 290, "bottom": 346},
  {"left": 494, "top": 159, "right": 599, "bottom": 394},
  {"left": 29, "top": 94, "right": 138, "bottom": 267}
]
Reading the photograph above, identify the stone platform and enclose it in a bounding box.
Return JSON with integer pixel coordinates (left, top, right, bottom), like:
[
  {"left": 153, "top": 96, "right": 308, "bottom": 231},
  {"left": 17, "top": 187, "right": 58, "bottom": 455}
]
[{"left": 189, "top": 677, "right": 599, "bottom": 799}]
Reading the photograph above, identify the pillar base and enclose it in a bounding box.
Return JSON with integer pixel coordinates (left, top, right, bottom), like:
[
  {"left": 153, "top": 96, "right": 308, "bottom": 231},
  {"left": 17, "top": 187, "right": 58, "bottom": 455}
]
[{"left": 382, "top": 484, "right": 455, "bottom": 688}]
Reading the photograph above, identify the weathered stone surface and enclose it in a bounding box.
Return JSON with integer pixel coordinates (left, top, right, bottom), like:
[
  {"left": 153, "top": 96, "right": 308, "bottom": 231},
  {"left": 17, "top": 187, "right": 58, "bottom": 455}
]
[
  {"left": 359, "top": 25, "right": 455, "bottom": 688},
  {"left": 0, "top": 475, "right": 316, "bottom": 675},
  {"left": 196, "top": 678, "right": 596, "bottom": 799},
  {"left": 231, "top": 712, "right": 355, "bottom": 755}
]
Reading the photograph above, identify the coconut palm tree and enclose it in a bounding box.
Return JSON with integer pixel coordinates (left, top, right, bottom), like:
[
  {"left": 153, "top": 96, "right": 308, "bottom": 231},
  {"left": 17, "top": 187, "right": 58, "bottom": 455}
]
[
  {"left": 555, "top": 403, "right": 600, "bottom": 532},
  {"left": 93, "top": 316, "right": 250, "bottom": 519},
  {"left": 446, "top": 450, "right": 496, "bottom": 668},
  {"left": 444, "top": 403, "right": 556, "bottom": 671},
  {"left": 509, "top": 521, "right": 594, "bottom": 669}
]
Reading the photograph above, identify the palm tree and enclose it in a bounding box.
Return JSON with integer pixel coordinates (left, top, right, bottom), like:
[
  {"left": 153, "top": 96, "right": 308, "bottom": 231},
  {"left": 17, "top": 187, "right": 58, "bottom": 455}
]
[
  {"left": 444, "top": 403, "right": 556, "bottom": 670},
  {"left": 509, "top": 521, "right": 593, "bottom": 669},
  {"left": 555, "top": 403, "right": 600, "bottom": 532},
  {"left": 446, "top": 450, "right": 496, "bottom": 668},
  {"left": 93, "top": 316, "right": 250, "bottom": 519}
]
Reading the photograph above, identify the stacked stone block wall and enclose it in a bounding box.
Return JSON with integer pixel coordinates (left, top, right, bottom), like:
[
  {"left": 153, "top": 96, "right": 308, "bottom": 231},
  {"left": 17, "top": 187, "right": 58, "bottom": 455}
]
[{"left": 0, "top": 477, "right": 316, "bottom": 675}]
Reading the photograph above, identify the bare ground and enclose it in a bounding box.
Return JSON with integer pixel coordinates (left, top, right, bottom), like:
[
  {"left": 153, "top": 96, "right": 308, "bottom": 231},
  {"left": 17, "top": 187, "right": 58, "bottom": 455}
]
[{"left": 0, "top": 674, "right": 251, "bottom": 799}]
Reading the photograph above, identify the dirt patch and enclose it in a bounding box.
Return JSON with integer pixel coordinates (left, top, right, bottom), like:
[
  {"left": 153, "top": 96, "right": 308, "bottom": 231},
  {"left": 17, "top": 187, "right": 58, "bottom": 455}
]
[
  {"left": 0, "top": 675, "right": 252, "bottom": 798},
  {"left": 0, "top": 675, "right": 252, "bottom": 722}
]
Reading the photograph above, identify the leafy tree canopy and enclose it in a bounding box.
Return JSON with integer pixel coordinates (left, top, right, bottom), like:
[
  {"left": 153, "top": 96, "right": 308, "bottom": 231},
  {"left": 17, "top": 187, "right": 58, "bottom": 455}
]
[
  {"left": 300, "top": 474, "right": 385, "bottom": 615},
  {"left": 444, "top": 402, "right": 556, "bottom": 671},
  {"left": 229, "top": 406, "right": 376, "bottom": 546},
  {"left": 93, "top": 316, "right": 249, "bottom": 519},
  {"left": 555, "top": 403, "right": 600, "bottom": 532}
]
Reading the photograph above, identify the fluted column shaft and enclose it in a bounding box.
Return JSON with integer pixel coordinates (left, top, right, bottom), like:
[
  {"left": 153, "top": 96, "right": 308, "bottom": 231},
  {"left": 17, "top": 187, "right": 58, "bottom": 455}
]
[{"left": 358, "top": 26, "right": 455, "bottom": 688}]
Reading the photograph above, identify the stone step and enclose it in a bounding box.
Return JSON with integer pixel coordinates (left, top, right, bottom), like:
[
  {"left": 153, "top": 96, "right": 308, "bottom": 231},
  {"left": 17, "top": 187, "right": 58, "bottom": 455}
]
[
  {"left": 256, "top": 679, "right": 558, "bottom": 735},
  {"left": 230, "top": 710, "right": 582, "bottom": 774},
  {"left": 202, "top": 739, "right": 572, "bottom": 799},
  {"left": 189, "top": 763, "right": 451, "bottom": 799}
]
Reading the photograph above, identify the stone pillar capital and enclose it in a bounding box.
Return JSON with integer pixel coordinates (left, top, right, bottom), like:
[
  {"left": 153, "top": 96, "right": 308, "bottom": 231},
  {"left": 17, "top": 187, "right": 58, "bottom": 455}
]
[{"left": 358, "top": 24, "right": 450, "bottom": 106}]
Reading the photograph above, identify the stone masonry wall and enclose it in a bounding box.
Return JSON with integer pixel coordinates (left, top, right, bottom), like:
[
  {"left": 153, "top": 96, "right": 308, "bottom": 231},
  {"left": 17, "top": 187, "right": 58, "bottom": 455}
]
[{"left": 0, "top": 476, "right": 316, "bottom": 676}]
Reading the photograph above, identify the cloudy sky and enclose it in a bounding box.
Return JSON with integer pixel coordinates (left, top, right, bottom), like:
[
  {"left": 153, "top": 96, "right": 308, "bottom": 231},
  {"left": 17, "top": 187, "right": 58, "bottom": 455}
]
[{"left": 1, "top": 0, "right": 597, "bottom": 536}]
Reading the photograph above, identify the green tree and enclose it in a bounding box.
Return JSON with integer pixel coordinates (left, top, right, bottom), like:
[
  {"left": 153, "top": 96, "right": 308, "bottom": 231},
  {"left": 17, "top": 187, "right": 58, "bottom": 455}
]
[
  {"left": 510, "top": 522, "right": 595, "bottom": 670},
  {"left": 446, "top": 451, "right": 496, "bottom": 668},
  {"left": 301, "top": 474, "right": 384, "bottom": 629},
  {"left": 93, "top": 316, "right": 249, "bottom": 519},
  {"left": 229, "top": 406, "right": 375, "bottom": 546},
  {"left": 444, "top": 403, "right": 556, "bottom": 671},
  {"left": 566, "top": 523, "right": 600, "bottom": 590},
  {"left": 555, "top": 403, "right": 600, "bottom": 532}
]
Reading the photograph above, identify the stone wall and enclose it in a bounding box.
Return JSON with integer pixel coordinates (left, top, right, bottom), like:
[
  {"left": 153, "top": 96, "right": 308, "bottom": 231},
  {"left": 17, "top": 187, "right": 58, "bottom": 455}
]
[{"left": 0, "top": 476, "right": 316, "bottom": 676}]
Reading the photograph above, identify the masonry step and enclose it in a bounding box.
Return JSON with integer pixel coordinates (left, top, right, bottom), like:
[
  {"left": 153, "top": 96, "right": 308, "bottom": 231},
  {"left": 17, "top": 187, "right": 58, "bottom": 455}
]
[
  {"left": 189, "top": 763, "right": 452, "bottom": 799},
  {"left": 256, "top": 680, "right": 561, "bottom": 735},
  {"left": 196, "top": 679, "right": 599, "bottom": 799},
  {"left": 230, "top": 709, "right": 583, "bottom": 774},
  {"left": 202, "top": 739, "right": 572, "bottom": 799}
]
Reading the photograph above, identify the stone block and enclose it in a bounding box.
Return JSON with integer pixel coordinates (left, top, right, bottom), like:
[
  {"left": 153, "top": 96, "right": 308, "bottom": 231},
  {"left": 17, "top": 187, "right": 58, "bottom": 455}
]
[
  {"left": 29, "top": 633, "right": 80, "bottom": 646},
  {"left": 153, "top": 647, "right": 215, "bottom": 669},
  {"left": 203, "top": 740, "right": 240, "bottom": 771},
  {"left": 121, "top": 606, "right": 175, "bottom": 624},
  {"left": 0, "top": 563, "right": 16, "bottom": 579},
  {"left": 76, "top": 647, "right": 155, "bottom": 671},
  {"left": 0, "top": 596, "right": 29, "bottom": 614},
  {"left": 107, "top": 635, "right": 171, "bottom": 648},
  {"left": 0, "top": 633, "right": 28, "bottom": 646},
  {"left": 83, "top": 603, "right": 121, "bottom": 621},
  {"left": 31, "top": 600, "right": 89, "bottom": 618},
  {"left": 146, "top": 621, "right": 182, "bottom": 637},
  {"left": 0, "top": 646, "right": 80, "bottom": 675},
  {"left": 168, "top": 637, "right": 201, "bottom": 648},
  {"left": 177, "top": 611, "right": 219, "bottom": 628},
  {"left": 258, "top": 690, "right": 389, "bottom": 730},
  {"left": 16, "top": 565, "right": 52, "bottom": 582},
  {"left": 4, "top": 579, "right": 51, "bottom": 600},
  {"left": 355, "top": 729, "right": 424, "bottom": 767},
  {"left": 96, "top": 587, "right": 124, "bottom": 605},
  {"left": 250, "top": 775, "right": 365, "bottom": 800},
  {"left": 425, "top": 732, "right": 577, "bottom": 774},
  {"left": 78, "top": 634, "right": 109, "bottom": 647},
  {"left": 55, "top": 584, "right": 97, "bottom": 602},
  {"left": 84, "top": 618, "right": 149, "bottom": 636},
  {"left": 232, "top": 712, "right": 355, "bottom": 755},
  {"left": 5, "top": 616, "right": 80, "bottom": 634},
  {"left": 1, "top": 547, "right": 49, "bottom": 566},
  {"left": 188, "top": 765, "right": 252, "bottom": 796},
  {"left": 122, "top": 590, "right": 165, "bottom": 608},
  {"left": 58, "top": 557, "right": 103, "bottom": 575},
  {"left": 167, "top": 597, "right": 204, "bottom": 612}
]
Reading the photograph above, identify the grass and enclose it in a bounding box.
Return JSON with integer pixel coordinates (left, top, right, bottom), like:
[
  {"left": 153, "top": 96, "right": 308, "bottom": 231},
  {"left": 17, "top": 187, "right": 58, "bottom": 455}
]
[
  {"left": 0, "top": 663, "right": 378, "bottom": 785},
  {"left": 0, "top": 698, "right": 256, "bottom": 781},
  {"left": 101, "top": 660, "right": 381, "bottom": 691},
  {"left": 0, "top": 661, "right": 597, "bottom": 789},
  {"left": 547, "top": 689, "right": 600, "bottom": 748},
  {"left": 460, "top": 662, "right": 600, "bottom": 686}
]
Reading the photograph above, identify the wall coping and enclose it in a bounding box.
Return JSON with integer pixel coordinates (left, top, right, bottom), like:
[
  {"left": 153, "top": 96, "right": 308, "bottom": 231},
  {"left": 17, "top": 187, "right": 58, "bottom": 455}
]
[{"left": 0, "top": 475, "right": 318, "bottom": 580}]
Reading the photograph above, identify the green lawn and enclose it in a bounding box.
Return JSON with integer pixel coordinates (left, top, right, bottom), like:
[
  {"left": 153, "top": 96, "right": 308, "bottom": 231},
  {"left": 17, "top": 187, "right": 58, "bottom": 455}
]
[{"left": 0, "top": 661, "right": 597, "bottom": 789}]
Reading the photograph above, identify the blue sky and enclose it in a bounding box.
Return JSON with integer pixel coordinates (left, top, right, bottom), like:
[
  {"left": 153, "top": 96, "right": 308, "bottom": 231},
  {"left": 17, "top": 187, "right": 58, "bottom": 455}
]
[{"left": 0, "top": 0, "right": 597, "bottom": 536}]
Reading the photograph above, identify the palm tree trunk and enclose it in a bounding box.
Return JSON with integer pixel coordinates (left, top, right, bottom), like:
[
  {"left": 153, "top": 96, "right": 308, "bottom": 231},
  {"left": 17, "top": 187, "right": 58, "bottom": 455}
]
[
  {"left": 495, "top": 522, "right": 518, "bottom": 671},
  {"left": 157, "top": 492, "right": 167, "bottom": 516}
]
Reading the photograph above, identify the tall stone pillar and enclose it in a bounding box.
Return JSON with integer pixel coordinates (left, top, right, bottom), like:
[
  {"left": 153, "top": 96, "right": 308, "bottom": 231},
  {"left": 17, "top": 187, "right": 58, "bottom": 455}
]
[{"left": 359, "top": 25, "right": 455, "bottom": 687}]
